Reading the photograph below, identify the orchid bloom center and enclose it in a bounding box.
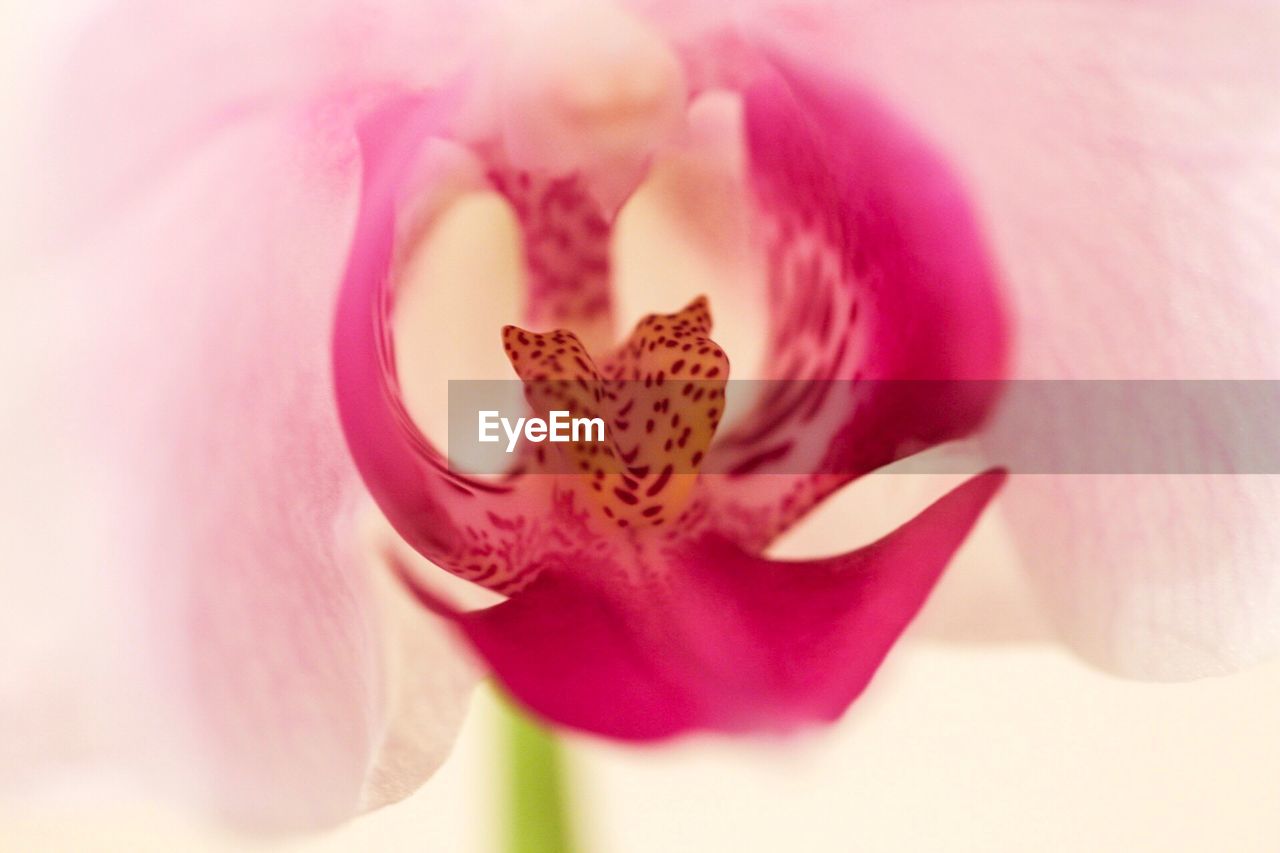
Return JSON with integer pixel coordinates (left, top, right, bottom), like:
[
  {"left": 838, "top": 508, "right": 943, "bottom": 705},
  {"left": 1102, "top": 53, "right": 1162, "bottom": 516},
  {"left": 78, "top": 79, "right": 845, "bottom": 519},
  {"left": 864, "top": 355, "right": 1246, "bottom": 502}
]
[
  {"left": 327, "top": 4, "right": 1012, "bottom": 744},
  {"left": 502, "top": 296, "right": 728, "bottom": 531}
]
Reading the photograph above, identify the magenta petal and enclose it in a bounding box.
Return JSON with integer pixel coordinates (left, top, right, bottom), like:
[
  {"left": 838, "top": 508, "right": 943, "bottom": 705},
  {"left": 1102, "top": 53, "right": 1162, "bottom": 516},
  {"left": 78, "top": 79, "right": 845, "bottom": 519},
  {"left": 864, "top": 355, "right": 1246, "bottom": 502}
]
[
  {"left": 747, "top": 69, "right": 1006, "bottom": 384},
  {"left": 334, "top": 94, "right": 465, "bottom": 563},
  {"left": 399, "top": 471, "right": 1005, "bottom": 739},
  {"left": 702, "top": 58, "right": 1008, "bottom": 545},
  {"left": 334, "top": 94, "right": 562, "bottom": 592}
]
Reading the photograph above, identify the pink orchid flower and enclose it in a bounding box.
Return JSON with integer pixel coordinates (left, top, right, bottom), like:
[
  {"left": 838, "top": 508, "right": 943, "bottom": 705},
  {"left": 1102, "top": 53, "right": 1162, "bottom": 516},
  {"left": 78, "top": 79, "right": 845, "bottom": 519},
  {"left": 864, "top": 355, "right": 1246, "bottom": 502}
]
[{"left": 5, "top": 0, "right": 1279, "bottom": 833}]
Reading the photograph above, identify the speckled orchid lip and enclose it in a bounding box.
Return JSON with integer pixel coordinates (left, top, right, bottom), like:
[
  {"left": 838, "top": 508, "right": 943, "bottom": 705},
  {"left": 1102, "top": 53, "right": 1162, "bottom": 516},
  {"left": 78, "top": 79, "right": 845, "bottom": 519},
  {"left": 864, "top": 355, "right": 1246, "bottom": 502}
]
[{"left": 332, "top": 21, "right": 1008, "bottom": 738}]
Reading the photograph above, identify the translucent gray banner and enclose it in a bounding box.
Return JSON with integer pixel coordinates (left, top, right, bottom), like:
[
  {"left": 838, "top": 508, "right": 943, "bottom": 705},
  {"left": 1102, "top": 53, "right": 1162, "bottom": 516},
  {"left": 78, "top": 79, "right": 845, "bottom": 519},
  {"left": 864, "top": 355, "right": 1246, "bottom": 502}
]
[{"left": 445, "top": 380, "right": 1280, "bottom": 475}]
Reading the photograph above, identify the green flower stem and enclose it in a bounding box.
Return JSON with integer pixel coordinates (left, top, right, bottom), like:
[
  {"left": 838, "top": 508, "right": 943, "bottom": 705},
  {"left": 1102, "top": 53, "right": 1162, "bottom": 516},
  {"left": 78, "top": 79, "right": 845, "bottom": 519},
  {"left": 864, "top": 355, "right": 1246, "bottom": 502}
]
[{"left": 499, "top": 692, "right": 577, "bottom": 853}]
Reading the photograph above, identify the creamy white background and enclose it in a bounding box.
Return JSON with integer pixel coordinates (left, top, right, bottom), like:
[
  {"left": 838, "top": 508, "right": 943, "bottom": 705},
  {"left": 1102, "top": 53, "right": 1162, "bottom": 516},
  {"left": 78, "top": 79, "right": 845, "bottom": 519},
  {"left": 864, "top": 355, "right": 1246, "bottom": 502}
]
[{"left": 5, "top": 642, "right": 1280, "bottom": 852}]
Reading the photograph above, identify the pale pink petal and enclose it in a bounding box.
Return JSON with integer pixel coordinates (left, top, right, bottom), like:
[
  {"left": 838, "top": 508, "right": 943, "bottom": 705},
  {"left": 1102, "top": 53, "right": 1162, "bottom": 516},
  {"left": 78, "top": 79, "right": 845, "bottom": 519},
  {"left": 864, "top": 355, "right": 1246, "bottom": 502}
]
[
  {"left": 5, "top": 110, "right": 477, "bottom": 828},
  {"left": 5, "top": 2, "right": 485, "bottom": 827},
  {"left": 35, "top": 0, "right": 493, "bottom": 246},
  {"left": 747, "top": 2, "right": 1280, "bottom": 676}
]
